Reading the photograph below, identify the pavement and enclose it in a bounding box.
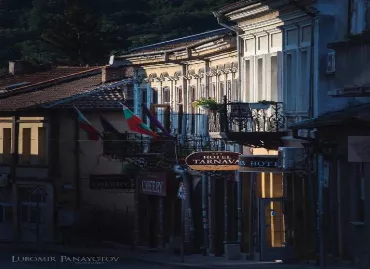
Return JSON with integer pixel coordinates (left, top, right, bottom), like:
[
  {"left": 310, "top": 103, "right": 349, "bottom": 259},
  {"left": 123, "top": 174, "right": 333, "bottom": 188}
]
[{"left": 0, "top": 242, "right": 356, "bottom": 269}]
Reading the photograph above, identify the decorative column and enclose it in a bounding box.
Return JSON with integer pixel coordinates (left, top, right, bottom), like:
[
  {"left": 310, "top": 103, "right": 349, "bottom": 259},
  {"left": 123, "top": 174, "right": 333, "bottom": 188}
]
[
  {"left": 146, "top": 83, "right": 152, "bottom": 108},
  {"left": 202, "top": 173, "right": 209, "bottom": 254},
  {"left": 133, "top": 83, "right": 142, "bottom": 117}
]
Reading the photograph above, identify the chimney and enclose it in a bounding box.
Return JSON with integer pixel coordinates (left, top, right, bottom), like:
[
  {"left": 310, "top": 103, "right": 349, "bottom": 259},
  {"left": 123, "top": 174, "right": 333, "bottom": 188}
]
[
  {"left": 9, "top": 61, "right": 26, "bottom": 75},
  {"left": 102, "top": 66, "right": 132, "bottom": 83}
]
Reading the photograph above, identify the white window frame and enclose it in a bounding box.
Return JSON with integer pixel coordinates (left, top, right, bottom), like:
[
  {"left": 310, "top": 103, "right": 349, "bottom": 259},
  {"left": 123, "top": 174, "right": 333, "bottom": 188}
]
[
  {"left": 296, "top": 47, "right": 311, "bottom": 114},
  {"left": 256, "top": 34, "right": 269, "bottom": 55},
  {"left": 254, "top": 55, "right": 266, "bottom": 102},
  {"left": 283, "top": 49, "right": 297, "bottom": 114},
  {"left": 269, "top": 30, "right": 283, "bottom": 53},
  {"left": 243, "top": 56, "right": 254, "bottom": 102},
  {"left": 266, "top": 52, "right": 279, "bottom": 102},
  {"left": 244, "top": 37, "right": 256, "bottom": 57}
]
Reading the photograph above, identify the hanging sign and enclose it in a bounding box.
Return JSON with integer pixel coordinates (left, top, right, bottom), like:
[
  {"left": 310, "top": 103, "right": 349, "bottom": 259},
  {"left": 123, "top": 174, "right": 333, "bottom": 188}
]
[
  {"left": 185, "top": 151, "right": 241, "bottom": 171},
  {"left": 238, "top": 155, "right": 280, "bottom": 172}
]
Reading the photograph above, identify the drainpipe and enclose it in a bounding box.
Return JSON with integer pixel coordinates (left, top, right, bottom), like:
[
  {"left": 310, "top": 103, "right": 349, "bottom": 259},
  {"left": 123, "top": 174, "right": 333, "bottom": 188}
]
[
  {"left": 213, "top": 12, "right": 243, "bottom": 102},
  {"left": 213, "top": 11, "right": 244, "bottom": 255}
]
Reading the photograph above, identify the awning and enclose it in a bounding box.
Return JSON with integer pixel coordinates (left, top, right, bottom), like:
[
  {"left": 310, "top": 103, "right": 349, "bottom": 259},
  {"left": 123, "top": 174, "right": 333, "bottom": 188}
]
[{"left": 289, "top": 103, "right": 370, "bottom": 130}]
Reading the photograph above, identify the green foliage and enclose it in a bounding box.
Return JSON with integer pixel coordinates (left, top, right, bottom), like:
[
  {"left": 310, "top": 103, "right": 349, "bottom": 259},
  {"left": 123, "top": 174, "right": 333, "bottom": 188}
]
[
  {"left": 0, "top": 0, "right": 237, "bottom": 69},
  {"left": 192, "top": 98, "right": 222, "bottom": 112}
]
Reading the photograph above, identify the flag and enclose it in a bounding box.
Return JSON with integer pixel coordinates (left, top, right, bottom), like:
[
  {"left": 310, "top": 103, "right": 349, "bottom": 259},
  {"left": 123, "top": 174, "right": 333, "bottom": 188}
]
[
  {"left": 99, "top": 115, "right": 122, "bottom": 137},
  {"left": 74, "top": 106, "right": 101, "bottom": 141},
  {"left": 120, "top": 103, "right": 158, "bottom": 137},
  {"left": 142, "top": 105, "right": 173, "bottom": 137}
]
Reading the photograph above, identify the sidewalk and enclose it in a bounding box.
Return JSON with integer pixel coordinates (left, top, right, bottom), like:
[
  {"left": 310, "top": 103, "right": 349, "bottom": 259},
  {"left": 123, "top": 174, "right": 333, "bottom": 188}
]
[{"left": 0, "top": 242, "right": 355, "bottom": 269}]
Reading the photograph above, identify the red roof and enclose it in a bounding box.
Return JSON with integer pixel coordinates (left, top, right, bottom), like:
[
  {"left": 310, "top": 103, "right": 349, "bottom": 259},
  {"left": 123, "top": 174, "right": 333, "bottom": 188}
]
[
  {"left": 0, "top": 74, "right": 103, "bottom": 111},
  {"left": 0, "top": 66, "right": 101, "bottom": 92}
]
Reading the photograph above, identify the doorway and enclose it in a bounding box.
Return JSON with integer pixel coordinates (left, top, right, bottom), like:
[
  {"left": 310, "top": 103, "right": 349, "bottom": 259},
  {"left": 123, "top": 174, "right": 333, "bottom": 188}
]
[{"left": 259, "top": 198, "right": 292, "bottom": 261}]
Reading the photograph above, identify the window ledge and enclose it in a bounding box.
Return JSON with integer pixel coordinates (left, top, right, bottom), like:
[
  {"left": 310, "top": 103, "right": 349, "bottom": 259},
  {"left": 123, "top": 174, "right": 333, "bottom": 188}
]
[{"left": 350, "top": 221, "right": 365, "bottom": 226}]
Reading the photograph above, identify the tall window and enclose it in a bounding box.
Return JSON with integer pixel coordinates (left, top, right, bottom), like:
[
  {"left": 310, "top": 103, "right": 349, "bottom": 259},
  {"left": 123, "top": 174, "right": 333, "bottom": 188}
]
[
  {"left": 21, "top": 128, "right": 31, "bottom": 164},
  {"left": 200, "top": 84, "right": 205, "bottom": 98},
  {"left": 245, "top": 60, "right": 251, "bottom": 101},
  {"left": 162, "top": 87, "right": 170, "bottom": 103},
  {"left": 2, "top": 128, "right": 11, "bottom": 164},
  {"left": 211, "top": 83, "right": 216, "bottom": 99},
  {"left": 257, "top": 58, "right": 263, "bottom": 101},
  {"left": 285, "top": 53, "right": 296, "bottom": 112},
  {"left": 219, "top": 81, "right": 224, "bottom": 102},
  {"left": 177, "top": 86, "right": 183, "bottom": 103},
  {"left": 142, "top": 89, "right": 147, "bottom": 105},
  {"left": 227, "top": 80, "right": 232, "bottom": 101},
  {"left": 299, "top": 50, "right": 309, "bottom": 112},
  {"left": 153, "top": 88, "right": 158, "bottom": 104},
  {"left": 270, "top": 56, "right": 278, "bottom": 102},
  {"left": 38, "top": 127, "right": 46, "bottom": 164},
  {"left": 191, "top": 87, "right": 196, "bottom": 134}
]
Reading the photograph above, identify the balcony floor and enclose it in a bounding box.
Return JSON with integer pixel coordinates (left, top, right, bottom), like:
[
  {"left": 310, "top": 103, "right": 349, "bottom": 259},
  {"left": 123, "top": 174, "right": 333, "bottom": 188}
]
[{"left": 210, "top": 131, "right": 288, "bottom": 150}]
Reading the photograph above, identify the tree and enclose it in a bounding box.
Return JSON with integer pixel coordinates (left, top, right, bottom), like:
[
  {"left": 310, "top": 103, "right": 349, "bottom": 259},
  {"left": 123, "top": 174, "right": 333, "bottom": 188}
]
[{"left": 42, "top": 0, "right": 118, "bottom": 65}]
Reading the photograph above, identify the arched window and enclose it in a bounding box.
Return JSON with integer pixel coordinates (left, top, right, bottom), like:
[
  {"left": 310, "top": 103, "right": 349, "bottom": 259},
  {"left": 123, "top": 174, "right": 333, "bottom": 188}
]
[
  {"left": 162, "top": 87, "right": 170, "bottom": 103},
  {"left": 177, "top": 86, "right": 183, "bottom": 103},
  {"left": 153, "top": 88, "right": 158, "bottom": 104}
]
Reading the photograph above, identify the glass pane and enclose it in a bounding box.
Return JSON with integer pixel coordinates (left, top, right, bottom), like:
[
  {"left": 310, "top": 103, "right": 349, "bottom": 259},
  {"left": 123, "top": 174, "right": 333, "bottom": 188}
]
[
  {"left": 270, "top": 56, "right": 278, "bottom": 102},
  {"left": 264, "top": 201, "right": 286, "bottom": 248},
  {"left": 257, "top": 58, "right": 263, "bottom": 101}
]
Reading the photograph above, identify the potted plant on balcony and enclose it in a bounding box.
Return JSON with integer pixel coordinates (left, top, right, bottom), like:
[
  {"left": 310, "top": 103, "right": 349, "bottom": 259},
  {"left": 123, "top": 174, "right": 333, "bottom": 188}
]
[{"left": 192, "top": 98, "right": 223, "bottom": 113}]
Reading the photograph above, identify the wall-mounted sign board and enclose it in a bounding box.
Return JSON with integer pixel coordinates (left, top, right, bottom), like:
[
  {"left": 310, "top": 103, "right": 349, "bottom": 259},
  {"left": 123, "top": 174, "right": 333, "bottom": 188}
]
[
  {"left": 185, "top": 151, "right": 241, "bottom": 171},
  {"left": 239, "top": 155, "right": 280, "bottom": 172},
  {"left": 90, "top": 174, "right": 135, "bottom": 190},
  {"left": 138, "top": 172, "right": 167, "bottom": 197}
]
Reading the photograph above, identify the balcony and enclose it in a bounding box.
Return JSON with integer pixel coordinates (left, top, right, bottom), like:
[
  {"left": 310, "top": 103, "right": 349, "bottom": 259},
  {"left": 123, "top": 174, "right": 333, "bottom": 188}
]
[
  {"left": 328, "top": 32, "right": 370, "bottom": 97},
  {"left": 103, "top": 131, "right": 225, "bottom": 169},
  {"left": 208, "top": 100, "right": 287, "bottom": 150}
]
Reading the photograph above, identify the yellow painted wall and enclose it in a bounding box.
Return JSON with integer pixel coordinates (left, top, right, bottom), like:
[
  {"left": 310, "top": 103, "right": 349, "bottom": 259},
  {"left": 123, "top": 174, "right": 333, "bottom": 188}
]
[{"left": 57, "top": 112, "right": 134, "bottom": 212}]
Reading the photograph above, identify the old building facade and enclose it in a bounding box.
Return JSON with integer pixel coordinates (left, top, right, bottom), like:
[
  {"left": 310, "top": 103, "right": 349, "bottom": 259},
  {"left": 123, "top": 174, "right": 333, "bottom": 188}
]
[{"left": 0, "top": 62, "right": 136, "bottom": 244}]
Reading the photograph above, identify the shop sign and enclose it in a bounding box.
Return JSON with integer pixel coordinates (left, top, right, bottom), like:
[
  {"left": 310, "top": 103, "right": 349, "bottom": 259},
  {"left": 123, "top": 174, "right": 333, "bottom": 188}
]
[
  {"left": 239, "top": 155, "right": 280, "bottom": 172},
  {"left": 89, "top": 174, "right": 135, "bottom": 190},
  {"left": 138, "top": 172, "right": 167, "bottom": 196},
  {"left": 185, "top": 151, "right": 240, "bottom": 171}
]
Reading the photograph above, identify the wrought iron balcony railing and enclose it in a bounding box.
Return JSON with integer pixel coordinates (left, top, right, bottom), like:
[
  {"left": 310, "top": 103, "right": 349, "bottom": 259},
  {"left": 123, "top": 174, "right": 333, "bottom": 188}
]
[
  {"left": 103, "top": 132, "right": 226, "bottom": 164},
  {"left": 209, "top": 98, "right": 285, "bottom": 133}
]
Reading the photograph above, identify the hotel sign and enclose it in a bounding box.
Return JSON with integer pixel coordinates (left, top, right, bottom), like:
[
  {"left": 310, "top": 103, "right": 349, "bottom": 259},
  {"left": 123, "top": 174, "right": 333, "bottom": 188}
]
[
  {"left": 239, "top": 155, "right": 280, "bottom": 172},
  {"left": 185, "top": 151, "right": 241, "bottom": 171},
  {"left": 138, "top": 172, "right": 167, "bottom": 196}
]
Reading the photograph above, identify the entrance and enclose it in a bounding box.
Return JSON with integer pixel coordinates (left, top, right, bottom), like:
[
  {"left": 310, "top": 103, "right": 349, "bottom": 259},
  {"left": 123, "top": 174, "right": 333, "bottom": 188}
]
[
  {"left": 18, "top": 184, "right": 53, "bottom": 242},
  {"left": 259, "top": 198, "right": 292, "bottom": 261}
]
